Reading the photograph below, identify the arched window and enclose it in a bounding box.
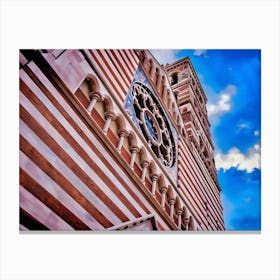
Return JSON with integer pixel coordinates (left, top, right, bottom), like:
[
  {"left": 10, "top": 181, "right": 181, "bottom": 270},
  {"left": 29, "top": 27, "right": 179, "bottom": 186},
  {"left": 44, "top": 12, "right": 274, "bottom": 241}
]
[{"left": 171, "top": 73, "right": 178, "bottom": 85}]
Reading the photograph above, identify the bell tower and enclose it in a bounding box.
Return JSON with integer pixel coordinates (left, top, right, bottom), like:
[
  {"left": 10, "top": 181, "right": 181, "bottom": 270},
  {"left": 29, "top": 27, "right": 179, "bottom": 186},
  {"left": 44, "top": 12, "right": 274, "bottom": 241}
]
[{"left": 165, "top": 57, "right": 219, "bottom": 188}]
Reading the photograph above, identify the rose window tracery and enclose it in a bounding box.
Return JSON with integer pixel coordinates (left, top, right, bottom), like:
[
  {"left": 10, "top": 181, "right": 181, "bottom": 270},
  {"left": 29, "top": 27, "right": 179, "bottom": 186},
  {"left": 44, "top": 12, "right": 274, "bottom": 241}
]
[{"left": 131, "top": 82, "right": 176, "bottom": 167}]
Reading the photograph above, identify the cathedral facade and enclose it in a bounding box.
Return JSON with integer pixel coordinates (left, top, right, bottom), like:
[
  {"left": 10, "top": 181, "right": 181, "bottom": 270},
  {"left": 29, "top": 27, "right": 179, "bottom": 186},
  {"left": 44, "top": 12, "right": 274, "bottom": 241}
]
[{"left": 19, "top": 49, "right": 225, "bottom": 231}]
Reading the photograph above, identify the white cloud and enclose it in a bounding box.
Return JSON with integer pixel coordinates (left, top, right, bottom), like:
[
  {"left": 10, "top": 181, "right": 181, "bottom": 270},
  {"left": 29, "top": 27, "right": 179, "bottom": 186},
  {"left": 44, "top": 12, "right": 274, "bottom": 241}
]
[
  {"left": 215, "top": 144, "right": 261, "bottom": 173},
  {"left": 149, "top": 49, "right": 180, "bottom": 65},
  {"left": 207, "top": 84, "right": 236, "bottom": 118},
  {"left": 193, "top": 49, "right": 207, "bottom": 57},
  {"left": 238, "top": 123, "right": 249, "bottom": 129},
  {"left": 254, "top": 130, "right": 260, "bottom": 136}
]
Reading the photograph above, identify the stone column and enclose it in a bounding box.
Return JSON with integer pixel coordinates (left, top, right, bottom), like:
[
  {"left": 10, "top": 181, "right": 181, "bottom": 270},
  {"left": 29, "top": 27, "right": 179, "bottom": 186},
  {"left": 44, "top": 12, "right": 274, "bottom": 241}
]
[
  {"left": 183, "top": 208, "right": 189, "bottom": 231},
  {"left": 140, "top": 160, "right": 149, "bottom": 183},
  {"left": 168, "top": 198, "right": 175, "bottom": 222},
  {"left": 129, "top": 145, "right": 139, "bottom": 169},
  {"left": 103, "top": 111, "right": 115, "bottom": 134},
  {"left": 176, "top": 208, "right": 183, "bottom": 229},
  {"left": 151, "top": 173, "right": 159, "bottom": 197},
  {"left": 159, "top": 186, "right": 168, "bottom": 210},
  {"left": 116, "top": 129, "right": 127, "bottom": 152},
  {"left": 87, "top": 91, "right": 102, "bottom": 113}
]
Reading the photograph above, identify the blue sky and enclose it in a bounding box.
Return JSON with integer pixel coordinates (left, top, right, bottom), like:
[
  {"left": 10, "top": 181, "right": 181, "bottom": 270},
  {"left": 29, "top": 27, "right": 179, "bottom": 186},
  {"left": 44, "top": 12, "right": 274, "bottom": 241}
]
[{"left": 150, "top": 49, "right": 261, "bottom": 230}]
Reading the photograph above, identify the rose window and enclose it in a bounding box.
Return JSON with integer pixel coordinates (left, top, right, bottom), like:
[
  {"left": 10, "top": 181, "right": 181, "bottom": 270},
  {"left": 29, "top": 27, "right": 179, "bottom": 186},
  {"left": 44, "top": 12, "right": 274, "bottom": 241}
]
[{"left": 131, "top": 82, "right": 176, "bottom": 167}]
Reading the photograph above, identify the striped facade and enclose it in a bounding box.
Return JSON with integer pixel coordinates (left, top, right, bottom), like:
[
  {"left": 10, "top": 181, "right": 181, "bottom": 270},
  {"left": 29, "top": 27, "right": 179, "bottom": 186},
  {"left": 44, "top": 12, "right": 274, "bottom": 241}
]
[{"left": 19, "top": 49, "right": 224, "bottom": 231}]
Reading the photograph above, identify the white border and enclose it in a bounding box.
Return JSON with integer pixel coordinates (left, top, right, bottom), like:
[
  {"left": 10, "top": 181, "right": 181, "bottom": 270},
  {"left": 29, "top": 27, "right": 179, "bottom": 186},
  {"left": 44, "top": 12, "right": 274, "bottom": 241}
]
[{"left": 1, "top": 1, "right": 279, "bottom": 279}]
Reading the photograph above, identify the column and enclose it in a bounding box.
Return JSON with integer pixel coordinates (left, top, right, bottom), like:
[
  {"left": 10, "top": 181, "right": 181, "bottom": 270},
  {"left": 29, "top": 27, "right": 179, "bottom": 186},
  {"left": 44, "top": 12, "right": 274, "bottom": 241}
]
[
  {"left": 183, "top": 208, "right": 189, "bottom": 231},
  {"left": 87, "top": 91, "right": 102, "bottom": 113},
  {"left": 116, "top": 129, "right": 127, "bottom": 152},
  {"left": 159, "top": 186, "right": 167, "bottom": 210},
  {"left": 176, "top": 208, "right": 183, "bottom": 229},
  {"left": 168, "top": 198, "right": 175, "bottom": 222},
  {"left": 103, "top": 111, "right": 115, "bottom": 134},
  {"left": 151, "top": 173, "right": 159, "bottom": 197},
  {"left": 129, "top": 145, "right": 139, "bottom": 168},
  {"left": 140, "top": 160, "right": 149, "bottom": 183}
]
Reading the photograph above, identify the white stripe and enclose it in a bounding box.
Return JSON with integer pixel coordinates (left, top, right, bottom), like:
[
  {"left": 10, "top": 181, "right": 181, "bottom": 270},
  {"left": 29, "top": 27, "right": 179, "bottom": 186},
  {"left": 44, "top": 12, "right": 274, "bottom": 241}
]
[
  {"left": 20, "top": 151, "right": 105, "bottom": 230},
  {"left": 20, "top": 93, "right": 135, "bottom": 222},
  {"left": 91, "top": 50, "right": 125, "bottom": 99},
  {"left": 111, "top": 49, "right": 134, "bottom": 81},
  {"left": 20, "top": 186, "right": 74, "bottom": 230},
  {"left": 99, "top": 49, "right": 130, "bottom": 92},
  {"left": 119, "top": 49, "right": 135, "bottom": 74},
  {"left": 20, "top": 74, "right": 146, "bottom": 218},
  {"left": 124, "top": 49, "right": 138, "bottom": 70},
  {"left": 106, "top": 50, "right": 131, "bottom": 86},
  {"left": 20, "top": 118, "right": 122, "bottom": 226}
]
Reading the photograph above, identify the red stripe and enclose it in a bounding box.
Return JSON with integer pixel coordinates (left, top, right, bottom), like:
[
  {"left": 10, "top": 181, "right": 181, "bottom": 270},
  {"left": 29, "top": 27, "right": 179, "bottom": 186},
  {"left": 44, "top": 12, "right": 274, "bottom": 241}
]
[
  {"left": 128, "top": 49, "right": 139, "bottom": 65},
  {"left": 89, "top": 50, "right": 124, "bottom": 101},
  {"left": 96, "top": 49, "right": 127, "bottom": 94},
  {"left": 104, "top": 49, "right": 130, "bottom": 88},
  {"left": 109, "top": 50, "right": 132, "bottom": 83},
  {"left": 118, "top": 50, "right": 134, "bottom": 76},
  {"left": 123, "top": 50, "right": 137, "bottom": 73},
  {"left": 123, "top": 50, "right": 135, "bottom": 71}
]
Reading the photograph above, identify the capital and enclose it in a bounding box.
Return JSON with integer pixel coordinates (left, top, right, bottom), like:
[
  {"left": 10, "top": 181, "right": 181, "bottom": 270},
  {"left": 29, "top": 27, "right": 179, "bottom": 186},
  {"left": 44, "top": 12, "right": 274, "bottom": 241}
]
[
  {"left": 151, "top": 173, "right": 159, "bottom": 181},
  {"left": 176, "top": 209, "right": 183, "bottom": 216},
  {"left": 104, "top": 110, "right": 115, "bottom": 120},
  {"left": 141, "top": 159, "right": 149, "bottom": 168},
  {"left": 159, "top": 185, "right": 168, "bottom": 193},
  {"left": 117, "top": 128, "right": 127, "bottom": 138},
  {"left": 168, "top": 198, "right": 175, "bottom": 205},
  {"left": 129, "top": 145, "right": 139, "bottom": 153},
  {"left": 89, "top": 91, "right": 102, "bottom": 101}
]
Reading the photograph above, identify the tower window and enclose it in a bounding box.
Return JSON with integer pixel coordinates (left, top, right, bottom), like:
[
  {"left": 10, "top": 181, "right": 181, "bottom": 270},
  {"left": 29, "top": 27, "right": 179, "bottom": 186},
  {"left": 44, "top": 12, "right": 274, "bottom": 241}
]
[{"left": 171, "top": 73, "right": 178, "bottom": 85}]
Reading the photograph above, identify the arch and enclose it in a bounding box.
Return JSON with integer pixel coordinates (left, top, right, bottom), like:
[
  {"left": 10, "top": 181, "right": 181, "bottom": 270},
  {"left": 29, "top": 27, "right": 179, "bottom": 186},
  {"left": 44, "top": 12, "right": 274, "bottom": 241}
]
[
  {"left": 149, "top": 160, "right": 157, "bottom": 175},
  {"left": 102, "top": 95, "right": 113, "bottom": 112},
  {"left": 182, "top": 207, "right": 189, "bottom": 221},
  {"left": 175, "top": 196, "right": 182, "bottom": 212},
  {"left": 115, "top": 114, "right": 126, "bottom": 131},
  {"left": 85, "top": 74, "right": 100, "bottom": 93},
  {"left": 127, "top": 130, "right": 138, "bottom": 147},
  {"left": 167, "top": 185, "right": 175, "bottom": 201},
  {"left": 149, "top": 59, "right": 154, "bottom": 75},
  {"left": 171, "top": 72, "right": 179, "bottom": 85},
  {"left": 154, "top": 67, "right": 160, "bottom": 86},
  {"left": 139, "top": 147, "right": 148, "bottom": 163},
  {"left": 189, "top": 216, "right": 195, "bottom": 231},
  {"left": 158, "top": 174, "right": 166, "bottom": 189}
]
